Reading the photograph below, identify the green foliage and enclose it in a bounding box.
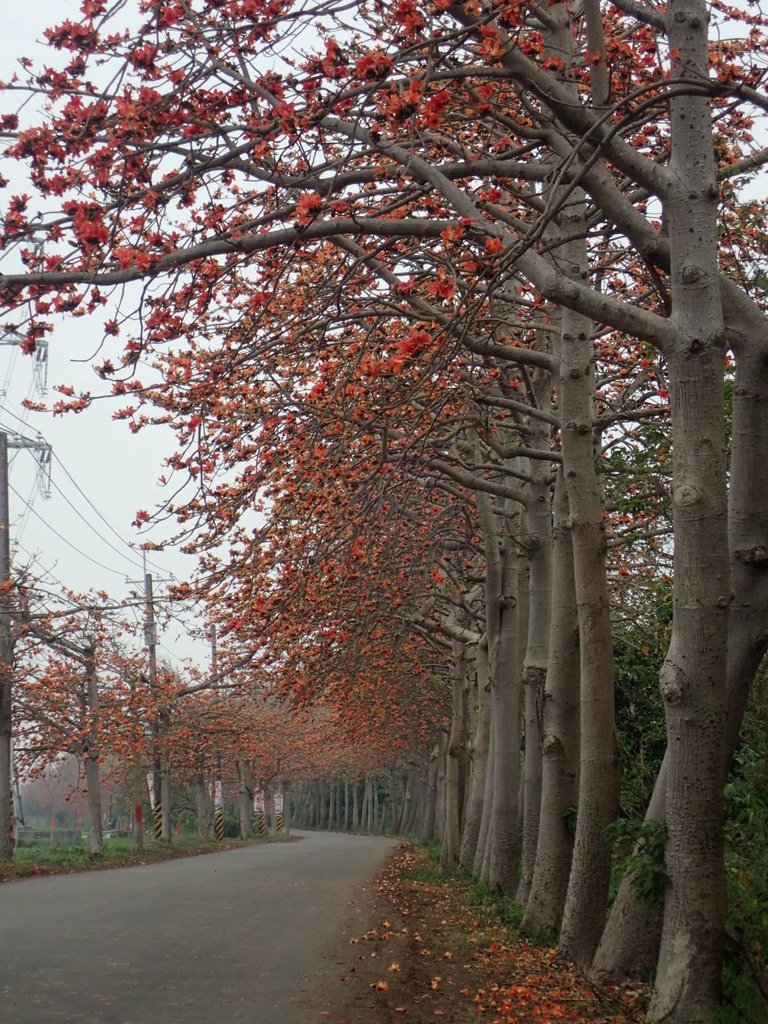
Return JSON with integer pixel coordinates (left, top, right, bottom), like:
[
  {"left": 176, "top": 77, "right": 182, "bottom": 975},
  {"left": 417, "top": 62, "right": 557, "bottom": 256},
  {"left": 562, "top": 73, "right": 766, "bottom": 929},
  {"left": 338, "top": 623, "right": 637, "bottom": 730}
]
[
  {"left": 405, "top": 862, "right": 449, "bottom": 884},
  {"left": 417, "top": 838, "right": 442, "bottom": 863},
  {"left": 606, "top": 818, "right": 669, "bottom": 911},
  {"left": 469, "top": 881, "right": 525, "bottom": 932},
  {"left": 613, "top": 631, "right": 667, "bottom": 819},
  {"left": 721, "top": 684, "right": 768, "bottom": 1022},
  {"left": 715, "top": 960, "right": 767, "bottom": 1024},
  {"left": 562, "top": 805, "right": 577, "bottom": 836},
  {"left": 222, "top": 810, "right": 242, "bottom": 838}
]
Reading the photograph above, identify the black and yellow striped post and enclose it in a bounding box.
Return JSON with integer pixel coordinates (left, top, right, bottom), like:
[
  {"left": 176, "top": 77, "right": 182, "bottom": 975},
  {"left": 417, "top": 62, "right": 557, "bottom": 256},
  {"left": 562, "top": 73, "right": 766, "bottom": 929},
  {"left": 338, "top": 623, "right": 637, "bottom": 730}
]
[
  {"left": 258, "top": 811, "right": 267, "bottom": 837},
  {"left": 153, "top": 803, "right": 163, "bottom": 840},
  {"left": 274, "top": 789, "right": 285, "bottom": 834},
  {"left": 213, "top": 779, "right": 225, "bottom": 841}
]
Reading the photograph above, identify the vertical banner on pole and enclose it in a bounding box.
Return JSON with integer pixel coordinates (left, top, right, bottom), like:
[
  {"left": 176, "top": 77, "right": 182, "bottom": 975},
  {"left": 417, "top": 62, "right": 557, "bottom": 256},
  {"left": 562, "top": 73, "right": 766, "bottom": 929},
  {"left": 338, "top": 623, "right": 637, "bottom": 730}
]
[{"left": 214, "top": 780, "right": 225, "bottom": 841}]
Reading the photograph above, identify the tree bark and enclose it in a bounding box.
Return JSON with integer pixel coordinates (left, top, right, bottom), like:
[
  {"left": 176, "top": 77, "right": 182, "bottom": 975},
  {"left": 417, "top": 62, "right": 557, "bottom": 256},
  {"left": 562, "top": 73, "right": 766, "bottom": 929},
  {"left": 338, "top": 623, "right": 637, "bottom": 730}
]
[
  {"left": 422, "top": 746, "right": 439, "bottom": 841},
  {"left": 648, "top": 7, "right": 729, "bottom": 1017},
  {"left": 238, "top": 761, "right": 252, "bottom": 840},
  {"left": 441, "top": 641, "right": 467, "bottom": 872},
  {"left": 556, "top": 218, "right": 620, "bottom": 967},
  {"left": 83, "top": 650, "right": 103, "bottom": 859},
  {"left": 477, "top": 488, "right": 523, "bottom": 891},
  {"left": 522, "top": 470, "right": 580, "bottom": 935},
  {"left": 593, "top": 341, "right": 768, "bottom": 984},
  {"left": 460, "top": 638, "right": 490, "bottom": 872}
]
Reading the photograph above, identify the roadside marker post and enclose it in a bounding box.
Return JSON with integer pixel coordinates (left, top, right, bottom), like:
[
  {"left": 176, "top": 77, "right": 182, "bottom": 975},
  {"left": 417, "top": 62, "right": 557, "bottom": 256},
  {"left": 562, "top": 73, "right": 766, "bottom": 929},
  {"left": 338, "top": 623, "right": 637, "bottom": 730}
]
[
  {"left": 214, "top": 780, "right": 225, "bottom": 841},
  {"left": 253, "top": 790, "right": 267, "bottom": 836},
  {"left": 147, "top": 772, "right": 162, "bottom": 839}
]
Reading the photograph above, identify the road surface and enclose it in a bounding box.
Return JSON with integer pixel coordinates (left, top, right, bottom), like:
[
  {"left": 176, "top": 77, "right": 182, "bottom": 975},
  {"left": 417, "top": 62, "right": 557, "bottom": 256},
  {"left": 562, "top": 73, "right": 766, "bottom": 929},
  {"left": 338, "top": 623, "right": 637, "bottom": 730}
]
[{"left": 0, "top": 830, "right": 398, "bottom": 1023}]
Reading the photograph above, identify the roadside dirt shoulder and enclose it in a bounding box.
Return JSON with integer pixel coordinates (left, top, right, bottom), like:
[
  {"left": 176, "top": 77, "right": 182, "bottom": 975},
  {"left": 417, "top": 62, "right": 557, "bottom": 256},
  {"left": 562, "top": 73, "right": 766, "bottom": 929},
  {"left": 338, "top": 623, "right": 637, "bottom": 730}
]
[{"left": 320, "top": 843, "right": 649, "bottom": 1024}]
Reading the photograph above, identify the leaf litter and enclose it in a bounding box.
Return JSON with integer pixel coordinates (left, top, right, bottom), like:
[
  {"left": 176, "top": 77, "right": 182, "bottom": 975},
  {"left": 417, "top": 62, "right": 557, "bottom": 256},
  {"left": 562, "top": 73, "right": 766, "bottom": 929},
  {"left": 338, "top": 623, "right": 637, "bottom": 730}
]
[{"left": 330, "top": 844, "right": 650, "bottom": 1024}]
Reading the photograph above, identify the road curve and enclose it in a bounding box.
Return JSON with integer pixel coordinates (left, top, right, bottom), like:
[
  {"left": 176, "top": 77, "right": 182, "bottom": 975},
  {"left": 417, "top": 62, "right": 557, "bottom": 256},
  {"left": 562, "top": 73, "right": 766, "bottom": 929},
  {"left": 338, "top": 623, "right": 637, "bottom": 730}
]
[{"left": 0, "top": 830, "right": 398, "bottom": 1024}]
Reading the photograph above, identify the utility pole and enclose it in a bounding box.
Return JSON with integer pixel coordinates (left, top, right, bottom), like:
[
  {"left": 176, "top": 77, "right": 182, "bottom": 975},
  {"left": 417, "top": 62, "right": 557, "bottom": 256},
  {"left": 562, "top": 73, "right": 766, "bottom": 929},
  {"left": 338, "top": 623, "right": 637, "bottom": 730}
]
[
  {"left": 144, "top": 566, "right": 171, "bottom": 844},
  {"left": 0, "top": 434, "right": 12, "bottom": 860},
  {"left": 211, "top": 624, "right": 225, "bottom": 841}
]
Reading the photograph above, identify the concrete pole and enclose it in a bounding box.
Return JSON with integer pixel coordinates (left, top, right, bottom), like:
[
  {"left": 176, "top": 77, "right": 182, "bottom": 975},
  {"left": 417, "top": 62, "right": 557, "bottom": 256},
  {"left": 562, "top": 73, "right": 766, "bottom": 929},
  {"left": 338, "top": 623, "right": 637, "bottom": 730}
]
[{"left": 0, "top": 434, "right": 13, "bottom": 860}]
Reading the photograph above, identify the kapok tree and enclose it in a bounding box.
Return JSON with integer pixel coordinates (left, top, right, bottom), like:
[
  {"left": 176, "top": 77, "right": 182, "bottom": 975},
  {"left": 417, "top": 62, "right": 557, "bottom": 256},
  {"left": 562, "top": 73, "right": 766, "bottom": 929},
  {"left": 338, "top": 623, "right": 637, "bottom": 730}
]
[{"left": 2, "top": 2, "right": 768, "bottom": 1018}]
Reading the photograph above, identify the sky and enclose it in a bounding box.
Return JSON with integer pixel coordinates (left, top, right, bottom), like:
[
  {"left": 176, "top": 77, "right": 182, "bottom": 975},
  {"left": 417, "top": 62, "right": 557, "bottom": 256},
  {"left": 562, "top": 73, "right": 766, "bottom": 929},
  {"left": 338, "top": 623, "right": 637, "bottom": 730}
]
[{"left": 1, "top": 3, "right": 211, "bottom": 669}]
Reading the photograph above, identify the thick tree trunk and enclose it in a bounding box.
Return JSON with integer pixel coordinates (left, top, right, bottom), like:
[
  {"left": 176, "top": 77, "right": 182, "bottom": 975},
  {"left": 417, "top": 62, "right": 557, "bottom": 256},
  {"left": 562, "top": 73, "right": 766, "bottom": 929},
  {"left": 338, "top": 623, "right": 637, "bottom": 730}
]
[
  {"left": 477, "top": 489, "right": 522, "bottom": 892},
  {"left": 238, "top": 761, "right": 252, "bottom": 840},
  {"left": 441, "top": 642, "right": 467, "bottom": 872},
  {"left": 517, "top": 367, "right": 553, "bottom": 905},
  {"left": 434, "top": 733, "right": 447, "bottom": 845},
  {"left": 422, "top": 746, "right": 439, "bottom": 841},
  {"left": 557, "top": 221, "right": 619, "bottom": 967},
  {"left": 370, "top": 778, "right": 378, "bottom": 832},
  {"left": 522, "top": 471, "right": 580, "bottom": 934},
  {"left": 592, "top": 758, "right": 667, "bottom": 982},
  {"left": 196, "top": 772, "right": 212, "bottom": 839},
  {"left": 360, "top": 779, "right": 368, "bottom": 832},
  {"left": 83, "top": 755, "right": 104, "bottom": 858},
  {"left": 473, "top": 691, "right": 495, "bottom": 877},
  {"left": 460, "top": 639, "right": 490, "bottom": 872},
  {"left": 399, "top": 772, "right": 413, "bottom": 835},
  {"left": 328, "top": 780, "right": 336, "bottom": 831},
  {"left": 594, "top": 345, "right": 768, "bottom": 983},
  {"left": 83, "top": 652, "right": 103, "bottom": 859},
  {"left": 648, "top": 9, "right": 729, "bottom": 1017}
]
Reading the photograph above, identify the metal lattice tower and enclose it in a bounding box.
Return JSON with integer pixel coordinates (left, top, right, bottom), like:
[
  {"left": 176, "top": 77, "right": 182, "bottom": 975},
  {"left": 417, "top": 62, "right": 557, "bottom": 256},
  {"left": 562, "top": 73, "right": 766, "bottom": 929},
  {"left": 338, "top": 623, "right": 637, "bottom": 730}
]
[
  {"left": 7, "top": 434, "right": 53, "bottom": 499},
  {"left": 0, "top": 330, "right": 49, "bottom": 396}
]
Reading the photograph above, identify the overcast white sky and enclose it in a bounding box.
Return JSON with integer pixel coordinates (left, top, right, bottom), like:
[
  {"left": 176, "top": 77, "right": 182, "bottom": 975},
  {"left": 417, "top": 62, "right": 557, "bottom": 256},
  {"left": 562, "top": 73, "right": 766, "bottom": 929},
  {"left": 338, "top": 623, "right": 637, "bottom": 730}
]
[{"left": 1, "top": 3, "right": 210, "bottom": 669}]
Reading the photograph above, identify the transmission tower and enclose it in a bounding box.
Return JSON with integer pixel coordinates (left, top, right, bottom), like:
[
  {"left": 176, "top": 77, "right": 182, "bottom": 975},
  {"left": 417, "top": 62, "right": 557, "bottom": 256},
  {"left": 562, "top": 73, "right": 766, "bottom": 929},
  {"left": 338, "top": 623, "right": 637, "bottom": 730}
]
[{"left": 0, "top": 330, "right": 49, "bottom": 396}]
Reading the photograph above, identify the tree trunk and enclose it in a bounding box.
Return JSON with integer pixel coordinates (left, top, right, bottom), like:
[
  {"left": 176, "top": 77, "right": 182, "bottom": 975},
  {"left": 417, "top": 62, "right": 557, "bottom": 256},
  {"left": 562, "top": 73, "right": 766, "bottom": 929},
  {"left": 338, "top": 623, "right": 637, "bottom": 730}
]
[
  {"left": 556, "top": 205, "right": 619, "bottom": 967},
  {"left": 352, "top": 778, "right": 360, "bottom": 832},
  {"left": 159, "top": 707, "right": 172, "bottom": 844},
  {"left": 441, "top": 641, "right": 467, "bottom": 872},
  {"left": 522, "top": 470, "right": 580, "bottom": 934},
  {"left": 83, "top": 755, "right": 104, "bottom": 858},
  {"left": 328, "top": 780, "right": 336, "bottom": 831},
  {"left": 131, "top": 765, "right": 145, "bottom": 854},
  {"left": 238, "top": 761, "right": 252, "bottom": 840},
  {"left": 517, "top": 390, "right": 553, "bottom": 905},
  {"left": 83, "top": 650, "right": 103, "bottom": 859},
  {"left": 594, "top": 344, "right": 768, "bottom": 983},
  {"left": 473, "top": 694, "right": 495, "bottom": 877},
  {"left": 477, "top": 488, "right": 523, "bottom": 892},
  {"left": 422, "top": 747, "right": 438, "bottom": 841},
  {"left": 460, "top": 639, "right": 490, "bottom": 872},
  {"left": 648, "top": 6, "right": 729, "bottom": 1016}
]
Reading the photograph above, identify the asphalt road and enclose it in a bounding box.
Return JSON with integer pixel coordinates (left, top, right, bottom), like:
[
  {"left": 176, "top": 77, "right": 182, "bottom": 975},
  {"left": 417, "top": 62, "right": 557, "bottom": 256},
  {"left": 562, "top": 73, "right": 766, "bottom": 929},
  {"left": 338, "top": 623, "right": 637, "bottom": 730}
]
[{"left": 0, "top": 830, "right": 399, "bottom": 1024}]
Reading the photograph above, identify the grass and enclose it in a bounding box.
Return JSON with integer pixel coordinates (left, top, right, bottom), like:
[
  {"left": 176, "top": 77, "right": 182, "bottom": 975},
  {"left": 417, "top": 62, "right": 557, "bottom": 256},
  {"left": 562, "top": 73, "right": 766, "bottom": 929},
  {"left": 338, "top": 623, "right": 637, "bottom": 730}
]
[
  {"left": 412, "top": 839, "right": 556, "bottom": 947},
  {"left": 1, "top": 832, "right": 290, "bottom": 883}
]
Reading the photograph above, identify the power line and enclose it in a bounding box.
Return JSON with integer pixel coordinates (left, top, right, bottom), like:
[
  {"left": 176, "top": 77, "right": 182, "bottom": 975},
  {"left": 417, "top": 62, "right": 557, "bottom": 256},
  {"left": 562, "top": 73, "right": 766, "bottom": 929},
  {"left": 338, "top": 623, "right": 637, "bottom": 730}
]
[
  {"left": 45, "top": 473, "right": 149, "bottom": 574},
  {"left": 52, "top": 452, "right": 171, "bottom": 578},
  {"left": 0, "top": 407, "right": 171, "bottom": 578},
  {"left": 8, "top": 482, "right": 132, "bottom": 580}
]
